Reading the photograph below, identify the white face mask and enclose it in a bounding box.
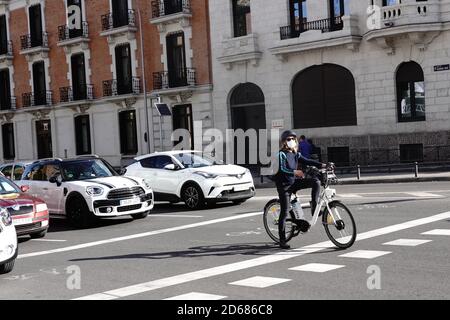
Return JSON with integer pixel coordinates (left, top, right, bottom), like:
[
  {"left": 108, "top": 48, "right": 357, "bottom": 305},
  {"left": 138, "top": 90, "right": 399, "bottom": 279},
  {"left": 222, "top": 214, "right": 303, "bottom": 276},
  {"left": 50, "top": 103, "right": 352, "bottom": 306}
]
[{"left": 287, "top": 140, "right": 297, "bottom": 149}]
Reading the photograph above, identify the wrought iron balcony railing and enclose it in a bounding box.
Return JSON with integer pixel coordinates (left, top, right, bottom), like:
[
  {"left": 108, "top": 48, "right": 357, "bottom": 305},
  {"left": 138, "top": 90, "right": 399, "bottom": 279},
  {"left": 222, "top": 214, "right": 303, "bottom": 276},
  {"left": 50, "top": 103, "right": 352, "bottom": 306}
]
[
  {"left": 60, "top": 85, "right": 94, "bottom": 103},
  {"left": 0, "top": 96, "right": 17, "bottom": 111},
  {"left": 20, "top": 32, "right": 49, "bottom": 50},
  {"left": 0, "top": 40, "right": 13, "bottom": 56},
  {"left": 151, "top": 0, "right": 191, "bottom": 18},
  {"left": 101, "top": 10, "right": 136, "bottom": 31},
  {"left": 280, "top": 16, "right": 344, "bottom": 40},
  {"left": 102, "top": 78, "right": 141, "bottom": 97},
  {"left": 58, "top": 22, "right": 89, "bottom": 42},
  {"left": 22, "top": 91, "right": 53, "bottom": 107},
  {"left": 153, "top": 68, "right": 196, "bottom": 90}
]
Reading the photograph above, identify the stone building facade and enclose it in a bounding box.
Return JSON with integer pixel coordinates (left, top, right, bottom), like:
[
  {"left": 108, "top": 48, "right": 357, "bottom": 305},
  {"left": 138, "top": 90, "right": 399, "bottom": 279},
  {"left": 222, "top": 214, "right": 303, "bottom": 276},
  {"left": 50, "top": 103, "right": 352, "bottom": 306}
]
[
  {"left": 209, "top": 0, "right": 450, "bottom": 167},
  {"left": 0, "top": 0, "right": 213, "bottom": 167}
]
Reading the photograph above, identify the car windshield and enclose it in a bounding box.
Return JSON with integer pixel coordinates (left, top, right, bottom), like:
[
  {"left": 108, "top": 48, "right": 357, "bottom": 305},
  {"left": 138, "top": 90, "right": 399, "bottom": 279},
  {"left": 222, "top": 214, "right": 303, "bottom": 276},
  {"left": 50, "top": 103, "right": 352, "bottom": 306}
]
[
  {"left": 61, "top": 159, "right": 118, "bottom": 181},
  {"left": 173, "top": 152, "right": 222, "bottom": 168},
  {"left": 0, "top": 176, "right": 21, "bottom": 194}
]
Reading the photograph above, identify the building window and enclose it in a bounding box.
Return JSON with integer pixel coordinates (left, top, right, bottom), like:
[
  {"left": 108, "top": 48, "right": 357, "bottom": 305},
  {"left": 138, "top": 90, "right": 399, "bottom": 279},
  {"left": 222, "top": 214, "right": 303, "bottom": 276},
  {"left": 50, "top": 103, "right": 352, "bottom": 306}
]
[
  {"left": 67, "top": 0, "right": 84, "bottom": 38},
  {"left": 115, "top": 43, "right": 133, "bottom": 95},
  {"left": 2, "top": 123, "right": 15, "bottom": 160},
  {"left": 29, "top": 4, "right": 43, "bottom": 47},
  {"left": 0, "top": 68, "right": 12, "bottom": 110},
  {"left": 119, "top": 110, "right": 138, "bottom": 155},
  {"left": 0, "top": 15, "right": 8, "bottom": 55},
  {"left": 112, "top": 0, "right": 130, "bottom": 28},
  {"left": 36, "top": 120, "right": 53, "bottom": 159},
  {"left": 71, "top": 53, "right": 87, "bottom": 100},
  {"left": 292, "top": 64, "right": 357, "bottom": 129},
  {"left": 166, "top": 32, "right": 187, "bottom": 87},
  {"left": 396, "top": 61, "right": 425, "bottom": 122},
  {"left": 382, "top": 0, "right": 400, "bottom": 6},
  {"left": 232, "top": 0, "right": 251, "bottom": 37},
  {"left": 172, "top": 104, "right": 194, "bottom": 149},
  {"left": 400, "top": 144, "right": 423, "bottom": 163},
  {"left": 327, "top": 146, "right": 350, "bottom": 167},
  {"left": 74, "top": 115, "right": 91, "bottom": 155},
  {"left": 33, "top": 61, "right": 47, "bottom": 106}
]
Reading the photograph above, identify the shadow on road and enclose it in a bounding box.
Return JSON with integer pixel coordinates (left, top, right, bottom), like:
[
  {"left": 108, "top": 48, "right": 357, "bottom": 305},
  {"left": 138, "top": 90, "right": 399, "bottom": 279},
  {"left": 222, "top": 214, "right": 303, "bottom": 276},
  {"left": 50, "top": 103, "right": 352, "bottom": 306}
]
[
  {"left": 355, "top": 198, "right": 440, "bottom": 206},
  {"left": 70, "top": 242, "right": 279, "bottom": 262}
]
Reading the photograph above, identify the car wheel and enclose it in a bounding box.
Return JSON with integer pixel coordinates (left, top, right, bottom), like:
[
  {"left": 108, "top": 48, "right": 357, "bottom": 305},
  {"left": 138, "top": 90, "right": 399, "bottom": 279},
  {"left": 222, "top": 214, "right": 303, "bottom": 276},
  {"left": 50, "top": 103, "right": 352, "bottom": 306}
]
[
  {"left": 131, "top": 211, "right": 149, "bottom": 219},
  {"left": 182, "top": 184, "right": 205, "bottom": 210},
  {"left": 30, "top": 229, "right": 47, "bottom": 239},
  {"left": 67, "top": 196, "right": 96, "bottom": 228},
  {"left": 0, "top": 260, "right": 15, "bottom": 274}
]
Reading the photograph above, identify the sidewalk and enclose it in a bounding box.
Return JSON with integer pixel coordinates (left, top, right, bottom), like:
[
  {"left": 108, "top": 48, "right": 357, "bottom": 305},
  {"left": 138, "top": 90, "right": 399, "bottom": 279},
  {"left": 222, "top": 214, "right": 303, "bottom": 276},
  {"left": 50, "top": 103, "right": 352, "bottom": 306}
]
[{"left": 254, "top": 171, "right": 450, "bottom": 188}]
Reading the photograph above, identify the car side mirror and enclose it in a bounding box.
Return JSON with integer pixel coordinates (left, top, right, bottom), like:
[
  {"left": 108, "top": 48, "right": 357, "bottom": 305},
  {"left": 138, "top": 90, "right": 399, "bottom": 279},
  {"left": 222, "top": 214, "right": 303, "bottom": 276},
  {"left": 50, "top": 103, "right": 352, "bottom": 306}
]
[
  {"left": 20, "top": 185, "right": 30, "bottom": 193},
  {"left": 119, "top": 168, "right": 127, "bottom": 175},
  {"left": 49, "top": 175, "right": 63, "bottom": 186},
  {"left": 164, "top": 164, "right": 177, "bottom": 171}
]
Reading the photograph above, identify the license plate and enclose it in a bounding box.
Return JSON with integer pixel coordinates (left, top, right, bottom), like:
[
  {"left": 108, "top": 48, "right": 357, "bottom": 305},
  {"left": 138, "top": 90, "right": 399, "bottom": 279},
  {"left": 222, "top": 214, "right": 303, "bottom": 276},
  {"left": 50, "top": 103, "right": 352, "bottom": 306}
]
[
  {"left": 233, "top": 185, "right": 249, "bottom": 192},
  {"left": 13, "top": 218, "right": 33, "bottom": 226},
  {"left": 120, "top": 198, "right": 141, "bottom": 206}
]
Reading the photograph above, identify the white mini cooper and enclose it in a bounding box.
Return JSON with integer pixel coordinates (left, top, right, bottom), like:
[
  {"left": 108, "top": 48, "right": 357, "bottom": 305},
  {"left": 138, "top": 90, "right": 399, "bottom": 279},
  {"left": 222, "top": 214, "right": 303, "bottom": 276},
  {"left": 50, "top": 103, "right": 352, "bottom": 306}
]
[
  {"left": 0, "top": 207, "right": 17, "bottom": 274},
  {"left": 17, "top": 156, "right": 154, "bottom": 228}
]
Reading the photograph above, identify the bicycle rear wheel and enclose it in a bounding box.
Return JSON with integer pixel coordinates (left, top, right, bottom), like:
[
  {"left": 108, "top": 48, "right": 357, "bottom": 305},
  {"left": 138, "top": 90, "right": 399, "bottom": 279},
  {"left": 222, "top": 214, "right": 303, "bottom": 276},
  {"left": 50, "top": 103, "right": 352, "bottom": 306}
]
[
  {"left": 323, "top": 201, "right": 357, "bottom": 249},
  {"left": 263, "top": 199, "right": 295, "bottom": 243}
]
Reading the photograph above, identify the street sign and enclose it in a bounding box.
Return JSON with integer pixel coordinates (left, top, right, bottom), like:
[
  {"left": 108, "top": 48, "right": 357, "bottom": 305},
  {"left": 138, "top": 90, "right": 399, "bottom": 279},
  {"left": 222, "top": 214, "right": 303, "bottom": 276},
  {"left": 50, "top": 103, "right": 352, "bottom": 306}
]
[
  {"left": 434, "top": 64, "right": 450, "bottom": 72},
  {"left": 154, "top": 103, "right": 172, "bottom": 116}
]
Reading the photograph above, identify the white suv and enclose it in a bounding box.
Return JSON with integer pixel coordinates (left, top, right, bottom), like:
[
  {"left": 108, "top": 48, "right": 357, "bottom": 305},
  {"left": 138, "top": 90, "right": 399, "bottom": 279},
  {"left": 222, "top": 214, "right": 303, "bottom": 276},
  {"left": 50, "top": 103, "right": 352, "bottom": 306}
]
[
  {"left": 124, "top": 151, "right": 255, "bottom": 210},
  {"left": 17, "top": 157, "right": 154, "bottom": 228},
  {"left": 0, "top": 208, "right": 17, "bottom": 274}
]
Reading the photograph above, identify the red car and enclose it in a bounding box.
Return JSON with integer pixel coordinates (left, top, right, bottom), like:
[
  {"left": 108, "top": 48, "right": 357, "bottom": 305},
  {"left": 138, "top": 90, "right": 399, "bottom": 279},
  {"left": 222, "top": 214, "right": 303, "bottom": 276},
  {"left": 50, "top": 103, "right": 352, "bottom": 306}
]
[{"left": 0, "top": 175, "right": 49, "bottom": 238}]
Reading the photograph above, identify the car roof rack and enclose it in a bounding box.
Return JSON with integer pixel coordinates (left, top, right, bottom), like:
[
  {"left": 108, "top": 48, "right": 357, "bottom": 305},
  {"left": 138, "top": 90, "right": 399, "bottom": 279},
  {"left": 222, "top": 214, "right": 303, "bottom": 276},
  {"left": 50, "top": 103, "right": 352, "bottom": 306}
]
[
  {"left": 32, "top": 158, "right": 63, "bottom": 164},
  {"left": 75, "top": 154, "right": 100, "bottom": 159}
]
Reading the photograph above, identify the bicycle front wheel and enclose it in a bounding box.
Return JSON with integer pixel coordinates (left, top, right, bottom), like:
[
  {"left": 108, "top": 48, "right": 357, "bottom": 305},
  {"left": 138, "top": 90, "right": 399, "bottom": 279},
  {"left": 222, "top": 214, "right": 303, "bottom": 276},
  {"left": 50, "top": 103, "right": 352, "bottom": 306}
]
[
  {"left": 323, "top": 201, "right": 357, "bottom": 249},
  {"left": 263, "top": 199, "right": 295, "bottom": 244}
]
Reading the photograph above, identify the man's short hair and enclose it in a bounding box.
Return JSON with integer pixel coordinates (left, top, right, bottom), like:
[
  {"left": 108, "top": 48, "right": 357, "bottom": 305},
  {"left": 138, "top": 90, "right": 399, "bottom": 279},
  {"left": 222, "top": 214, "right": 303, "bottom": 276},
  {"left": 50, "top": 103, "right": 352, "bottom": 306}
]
[{"left": 300, "top": 135, "right": 306, "bottom": 140}]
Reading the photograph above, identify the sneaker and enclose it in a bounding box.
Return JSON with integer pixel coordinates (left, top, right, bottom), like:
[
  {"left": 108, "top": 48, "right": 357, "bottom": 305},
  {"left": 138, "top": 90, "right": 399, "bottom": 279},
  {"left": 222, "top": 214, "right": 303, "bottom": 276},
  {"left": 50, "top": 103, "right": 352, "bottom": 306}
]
[{"left": 279, "top": 242, "right": 291, "bottom": 249}]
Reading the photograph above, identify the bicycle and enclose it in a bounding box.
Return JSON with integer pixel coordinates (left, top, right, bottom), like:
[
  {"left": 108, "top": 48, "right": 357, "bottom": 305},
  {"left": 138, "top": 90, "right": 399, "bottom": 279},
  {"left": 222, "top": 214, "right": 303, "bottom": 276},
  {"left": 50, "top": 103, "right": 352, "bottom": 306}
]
[{"left": 263, "top": 164, "right": 357, "bottom": 249}]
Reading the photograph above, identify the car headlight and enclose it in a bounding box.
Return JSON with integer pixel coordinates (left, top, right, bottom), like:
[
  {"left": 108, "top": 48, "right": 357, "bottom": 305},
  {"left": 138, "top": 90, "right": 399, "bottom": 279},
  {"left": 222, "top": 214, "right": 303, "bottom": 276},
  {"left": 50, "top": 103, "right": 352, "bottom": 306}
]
[
  {"left": 194, "top": 171, "right": 218, "bottom": 179},
  {"left": 142, "top": 179, "right": 152, "bottom": 190},
  {"left": 0, "top": 208, "right": 12, "bottom": 227},
  {"left": 86, "top": 186, "right": 104, "bottom": 197}
]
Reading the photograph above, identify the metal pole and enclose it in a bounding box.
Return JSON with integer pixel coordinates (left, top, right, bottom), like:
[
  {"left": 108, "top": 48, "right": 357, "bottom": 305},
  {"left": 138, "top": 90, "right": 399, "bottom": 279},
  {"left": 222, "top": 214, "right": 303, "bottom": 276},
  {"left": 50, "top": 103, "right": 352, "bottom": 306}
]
[
  {"left": 357, "top": 165, "right": 361, "bottom": 180},
  {"left": 415, "top": 162, "right": 419, "bottom": 178},
  {"left": 138, "top": 9, "right": 151, "bottom": 154},
  {"left": 159, "top": 115, "right": 163, "bottom": 152}
]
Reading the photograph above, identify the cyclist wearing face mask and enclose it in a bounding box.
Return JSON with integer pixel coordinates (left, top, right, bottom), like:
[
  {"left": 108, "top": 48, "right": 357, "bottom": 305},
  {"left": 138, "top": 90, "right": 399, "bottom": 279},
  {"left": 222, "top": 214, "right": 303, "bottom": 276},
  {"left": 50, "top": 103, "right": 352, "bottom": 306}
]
[{"left": 274, "top": 130, "right": 326, "bottom": 249}]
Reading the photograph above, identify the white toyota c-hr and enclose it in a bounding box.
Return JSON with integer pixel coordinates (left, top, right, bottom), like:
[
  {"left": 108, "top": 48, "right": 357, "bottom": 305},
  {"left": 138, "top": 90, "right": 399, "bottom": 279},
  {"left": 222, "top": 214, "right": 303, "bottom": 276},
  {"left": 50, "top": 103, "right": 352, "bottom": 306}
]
[
  {"left": 124, "top": 151, "right": 255, "bottom": 210},
  {"left": 0, "top": 208, "right": 17, "bottom": 274}
]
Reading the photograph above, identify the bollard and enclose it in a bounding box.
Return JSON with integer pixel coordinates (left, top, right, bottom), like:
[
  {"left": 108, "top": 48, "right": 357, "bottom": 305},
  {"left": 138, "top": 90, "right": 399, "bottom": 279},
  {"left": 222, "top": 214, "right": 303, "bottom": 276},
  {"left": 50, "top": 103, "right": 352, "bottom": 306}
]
[
  {"left": 414, "top": 162, "right": 419, "bottom": 178},
  {"left": 357, "top": 165, "right": 361, "bottom": 180}
]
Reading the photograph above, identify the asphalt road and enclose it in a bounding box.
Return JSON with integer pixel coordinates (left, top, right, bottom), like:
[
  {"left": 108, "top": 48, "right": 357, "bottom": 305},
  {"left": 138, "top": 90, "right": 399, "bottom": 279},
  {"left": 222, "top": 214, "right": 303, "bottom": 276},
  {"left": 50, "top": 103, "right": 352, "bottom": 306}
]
[{"left": 1, "top": 181, "right": 449, "bottom": 300}]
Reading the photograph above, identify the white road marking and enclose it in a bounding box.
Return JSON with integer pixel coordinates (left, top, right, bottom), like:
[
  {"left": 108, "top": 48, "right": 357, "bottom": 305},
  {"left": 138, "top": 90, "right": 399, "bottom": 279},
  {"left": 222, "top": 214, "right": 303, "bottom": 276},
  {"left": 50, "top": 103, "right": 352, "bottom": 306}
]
[
  {"left": 405, "top": 192, "right": 442, "bottom": 198},
  {"left": 383, "top": 239, "right": 432, "bottom": 247},
  {"left": 421, "top": 229, "right": 450, "bottom": 236},
  {"left": 30, "top": 239, "right": 67, "bottom": 242},
  {"left": 339, "top": 250, "right": 392, "bottom": 259},
  {"left": 338, "top": 194, "right": 363, "bottom": 198},
  {"left": 150, "top": 214, "right": 204, "bottom": 218},
  {"left": 18, "top": 211, "right": 263, "bottom": 259},
  {"left": 165, "top": 292, "right": 226, "bottom": 300},
  {"left": 229, "top": 276, "right": 291, "bottom": 288},
  {"left": 74, "top": 211, "right": 450, "bottom": 300},
  {"left": 289, "top": 263, "right": 345, "bottom": 273}
]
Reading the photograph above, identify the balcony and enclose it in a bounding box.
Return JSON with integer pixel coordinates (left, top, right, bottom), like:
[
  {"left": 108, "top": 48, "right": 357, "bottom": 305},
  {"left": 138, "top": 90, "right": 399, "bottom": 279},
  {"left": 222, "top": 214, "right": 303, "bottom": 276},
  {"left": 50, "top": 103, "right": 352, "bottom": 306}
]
[
  {"left": 365, "top": 0, "right": 445, "bottom": 54},
  {"left": 269, "top": 15, "right": 361, "bottom": 61},
  {"left": 0, "top": 40, "right": 13, "bottom": 65},
  {"left": 152, "top": 68, "right": 196, "bottom": 90},
  {"left": 102, "top": 78, "right": 141, "bottom": 98},
  {"left": 20, "top": 32, "right": 49, "bottom": 60},
  {"left": 60, "top": 85, "right": 94, "bottom": 104},
  {"left": 100, "top": 10, "right": 137, "bottom": 42},
  {"left": 22, "top": 91, "right": 53, "bottom": 108},
  {"left": 150, "top": 0, "right": 192, "bottom": 31},
  {"left": 280, "top": 16, "right": 343, "bottom": 40},
  {"left": 57, "top": 22, "right": 90, "bottom": 51},
  {"left": 217, "top": 34, "right": 262, "bottom": 70},
  {"left": 0, "top": 96, "right": 17, "bottom": 111}
]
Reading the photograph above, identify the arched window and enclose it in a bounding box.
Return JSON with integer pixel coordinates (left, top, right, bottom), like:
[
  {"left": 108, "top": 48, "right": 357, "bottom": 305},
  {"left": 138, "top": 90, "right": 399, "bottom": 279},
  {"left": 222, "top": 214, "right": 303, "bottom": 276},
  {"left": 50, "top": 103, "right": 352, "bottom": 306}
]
[
  {"left": 292, "top": 64, "right": 357, "bottom": 129},
  {"left": 396, "top": 61, "right": 425, "bottom": 122}
]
